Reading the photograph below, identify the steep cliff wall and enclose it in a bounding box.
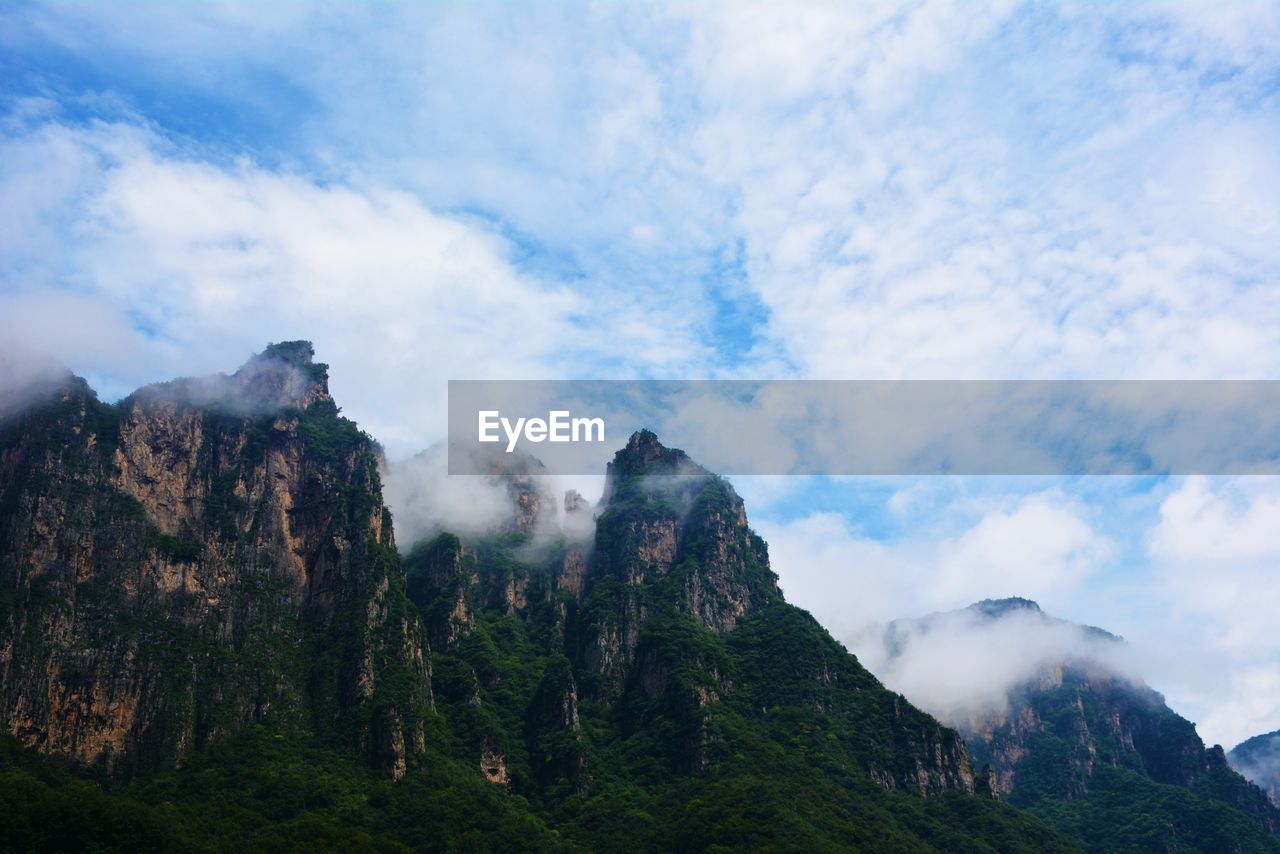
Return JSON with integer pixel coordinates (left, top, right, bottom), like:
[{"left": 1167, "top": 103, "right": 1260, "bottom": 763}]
[
  {"left": 405, "top": 430, "right": 982, "bottom": 797},
  {"left": 887, "top": 598, "right": 1280, "bottom": 838},
  {"left": 0, "top": 343, "right": 430, "bottom": 777},
  {"left": 579, "top": 431, "right": 778, "bottom": 691},
  {"left": 966, "top": 662, "right": 1280, "bottom": 832}
]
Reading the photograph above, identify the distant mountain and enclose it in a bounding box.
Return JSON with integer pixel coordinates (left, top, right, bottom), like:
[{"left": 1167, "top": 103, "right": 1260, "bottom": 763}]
[
  {"left": 1233, "top": 730, "right": 1280, "bottom": 807},
  {"left": 885, "top": 598, "right": 1280, "bottom": 852}
]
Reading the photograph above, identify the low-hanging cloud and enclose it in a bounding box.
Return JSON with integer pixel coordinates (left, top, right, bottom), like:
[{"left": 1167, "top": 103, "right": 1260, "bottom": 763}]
[
  {"left": 1146, "top": 476, "right": 1280, "bottom": 747},
  {"left": 0, "top": 341, "right": 71, "bottom": 421},
  {"left": 0, "top": 111, "right": 709, "bottom": 455},
  {"left": 757, "top": 488, "right": 1113, "bottom": 640},
  {"left": 859, "top": 601, "right": 1146, "bottom": 730},
  {"left": 1229, "top": 730, "right": 1280, "bottom": 806},
  {"left": 382, "top": 442, "right": 605, "bottom": 551}
]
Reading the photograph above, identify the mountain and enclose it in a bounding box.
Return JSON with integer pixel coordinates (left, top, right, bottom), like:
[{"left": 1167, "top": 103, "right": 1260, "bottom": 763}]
[
  {"left": 0, "top": 349, "right": 1074, "bottom": 851},
  {"left": 0, "top": 342, "right": 428, "bottom": 778},
  {"left": 403, "top": 429, "right": 1075, "bottom": 850},
  {"left": 1232, "top": 731, "right": 1280, "bottom": 807},
  {"left": 884, "top": 598, "right": 1280, "bottom": 852}
]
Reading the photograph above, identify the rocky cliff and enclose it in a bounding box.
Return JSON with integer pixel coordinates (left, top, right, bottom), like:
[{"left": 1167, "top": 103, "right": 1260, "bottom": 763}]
[
  {"left": 577, "top": 430, "right": 779, "bottom": 696},
  {"left": 0, "top": 361, "right": 1087, "bottom": 850},
  {"left": 406, "top": 430, "right": 982, "bottom": 797},
  {"left": 0, "top": 342, "right": 430, "bottom": 777},
  {"left": 886, "top": 598, "right": 1280, "bottom": 841}
]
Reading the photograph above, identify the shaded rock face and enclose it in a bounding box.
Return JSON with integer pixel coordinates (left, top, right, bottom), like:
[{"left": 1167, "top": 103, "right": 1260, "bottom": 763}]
[
  {"left": 961, "top": 663, "right": 1150, "bottom": 799},
  {"left": 568, "top": 432, "right": 978, "bottom": 793},
  {"left": 470, "top": 446, "right": 555, "bottom": 536},
  {"left": 563, "top": 489, "right": 588, "bottom": 517},
  {"left": 894, "top": 599, "right": 1280, "bottom": 833},
  {"left": 0, "top": 343, "right": 430, "bottom": 778},
  {"left": 527, "top": 656, "right": 590, "bottom": 791},
  {"left": 402, "top": 431, "right": 981, "bottom": 798},
  {"left": 508, "top": 479, "right": 550, "bottom": 535},
  {"left": 580, "top": 431, "right": 778, "bottom": 691},
  {"left": 966, "top": 664, "right": 1280, "bottom": 832},
  {"left": 870, "top": 693, "right": 980, "bottom": 796},
  {"left": 405, "top": 534, "right": 476, "bottom": 652},
  {"left": 555, "top": 547, "right": 588, "bottom": 604}
]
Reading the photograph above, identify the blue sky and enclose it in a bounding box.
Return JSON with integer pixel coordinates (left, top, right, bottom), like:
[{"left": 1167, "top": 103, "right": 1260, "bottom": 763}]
[{"left": 2, "top": 0, "right": 1280, "bottom": 747}]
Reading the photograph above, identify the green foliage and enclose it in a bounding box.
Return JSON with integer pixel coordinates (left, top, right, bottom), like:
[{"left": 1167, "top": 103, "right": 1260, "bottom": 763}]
[
  {"left": 0, "top": 731, "right": 570, "bottom": 853},
  {"left": 145, "top": 530, "right": 204, "bottom": 562},
  {"left": 406, "top": 528, "right": 1077, "bottom": 851},
  {"left": 5, "top": 394, "right": 1267, "bottom": 852},
  {"left": 0, "top": 735, "right": 199, "bottom": 852},
  {"left": 262, "top": 340, "right": 329, "bottom": 384},
  {"left": 974, "top": 666, "right": 1280, "bottom": 850},
  {"left": 295, "top": 398, "right": 366, "bottom": 462},
  {"left": 1025, "top": 767, "right": 1280, "bottom": 853}
]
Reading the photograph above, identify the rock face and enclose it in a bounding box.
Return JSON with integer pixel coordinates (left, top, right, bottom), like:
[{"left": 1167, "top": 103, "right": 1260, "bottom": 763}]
[
  {"left": 406, "top": 430, "right": 982, "bottom": 797},
  {"left": 969, "top": 661, "right": 1267, "bottom": 807},
  {"left": 888, "top": 599, "right": 1280, "bottom": 834},
  {"left": 580, "top": 430, "right": 777, "bottom": 689},
  {"left": 0, "top": 343, "right": 430, "bottom": 777},
  {"left": 406, "top": 533, "right": 476, "bottom": 652}
]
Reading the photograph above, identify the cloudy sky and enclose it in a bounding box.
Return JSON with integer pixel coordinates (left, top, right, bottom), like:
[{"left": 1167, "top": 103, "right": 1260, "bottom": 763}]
[{"left": 3, "top": 1, "right": 1279, "bottom": 748}]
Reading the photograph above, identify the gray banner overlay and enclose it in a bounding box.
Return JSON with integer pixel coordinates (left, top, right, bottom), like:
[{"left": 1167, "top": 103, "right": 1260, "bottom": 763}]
[{"left": 448, "top": 380, "right": 1280, "bottom": 475}]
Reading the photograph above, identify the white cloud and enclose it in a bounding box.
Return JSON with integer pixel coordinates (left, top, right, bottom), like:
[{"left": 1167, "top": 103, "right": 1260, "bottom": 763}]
[
  {"left": 7, "top": 2, "right": 1280, "bottom": 384},
  {"left": 757, "top": 475, "right": 1280, "bottom": 747},
  {"left": 0, "top": 115, "right": 716, "bottom": 455},
  {"left": 1140, "top": 476, "right": 1280, "bottom": 745},
  {"left": 758, "top": 488, "right": 1112, "bottom": 638},
  {"left": 5, "top": 0, "right": 1280, "bottom": 752},
  {"left": 1150, "top": 476, "right": 1280, "bottom": 564},
  {"left": 932, "top": 493, "right": 1113, "bottom": 603},
  {"left": 866, "top": 604, "right": 1146, "bottom": 729},
  {"left": 1202, "top": 665, "right": 1280, "bottom": 752}
]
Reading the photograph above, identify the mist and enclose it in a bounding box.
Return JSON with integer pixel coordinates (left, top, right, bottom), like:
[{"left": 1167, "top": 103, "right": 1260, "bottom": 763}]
[
  {"left": 1229, "top": 732, "right": 1280, "bottom": 806},
  {"left": 382, "top": 442, "right": 604, "bottom": 552},
  {"left": 128, "top": 343, "right": 330, "bottom": 416},
  {"left": 0, "top": 343, "right": 72, "bottom": 421},
  {"left": 853, "top": 600, "right": 1148, "bottom": 731}
]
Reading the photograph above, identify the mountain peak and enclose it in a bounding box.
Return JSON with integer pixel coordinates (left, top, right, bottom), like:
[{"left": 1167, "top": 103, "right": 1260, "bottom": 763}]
[
  {"left": 1229, "top": 729, "right": 1280, "bottom": 806},
  {"left": 604, "top": 430, "right": 709, "bottom": 498},
  {"left": 257, "top": 339, "right": 319, "bottom": 368},
  {"left": 130, "top": 340, "right": 331, "bottom": 414},
  {"left": 231, "top": 340, "right": 330, "bottom": 410},
  {"left": 618, "top": 429, "right": 683, "bottom": 468},
  {"left": 967, "top": 597, "right": 1043, "bottom": 620}
]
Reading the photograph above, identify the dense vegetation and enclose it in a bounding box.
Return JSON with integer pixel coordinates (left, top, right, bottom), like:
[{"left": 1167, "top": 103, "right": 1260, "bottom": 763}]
[
  {"left": 1232, "top": 730, "right": 1280, "bottom": 806},
  {"left": 0, "top": 731, "right": 565, "bottom": 852},
  {"left": 959, "top": 623, "right": 1280, "bottom": 852},
  {"left": 396, "top": 525, "right": 1075, "bottom": 850},
  {"left": 1026, "top": 767, "right": 1280, "bottom": 853}
]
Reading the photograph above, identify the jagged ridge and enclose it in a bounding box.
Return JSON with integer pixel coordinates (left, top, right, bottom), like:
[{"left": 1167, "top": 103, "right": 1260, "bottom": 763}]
[
  {"left": 0, "top": 349, "right": 1082, "bottom": 850},
  {"left": 396, "top": 429, "right": 1082, "bottom": 852}
]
